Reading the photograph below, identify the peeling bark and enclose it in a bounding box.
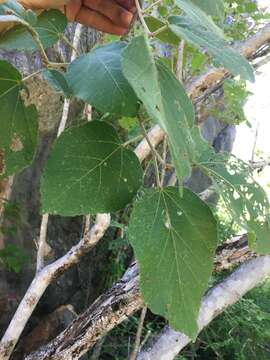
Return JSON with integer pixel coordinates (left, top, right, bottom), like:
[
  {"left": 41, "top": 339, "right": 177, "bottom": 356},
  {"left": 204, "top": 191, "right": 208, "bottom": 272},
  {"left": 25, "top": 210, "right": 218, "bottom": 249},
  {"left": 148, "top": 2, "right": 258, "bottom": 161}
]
[
  {"left": 25, "top": 263, "right": 142, "bottom": 360},
  {"left": 0, "top": 214, "right": 111, "bottom": 360},
  {"left": 137, "top": 256, "right": 270, "bottom": 360},
  {"left": 0, "top": 22, "right": 269, "bottom": 360},
  {"left": 25, "top": 235, "right": 257, "bottom": 360},
  {"left": 137, "top": 23, "right": 270, "bottom": 161}
]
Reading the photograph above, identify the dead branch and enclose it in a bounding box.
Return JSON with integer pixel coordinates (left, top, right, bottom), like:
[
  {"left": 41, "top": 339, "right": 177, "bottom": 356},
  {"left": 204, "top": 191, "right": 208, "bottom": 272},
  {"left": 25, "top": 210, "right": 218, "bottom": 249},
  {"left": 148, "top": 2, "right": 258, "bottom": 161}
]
[
  {"left": 25, "top": 234, "right": 256, "bottom": 360},
  {"left": 137, "top": 255, "right": 270, "bottom": 360}
]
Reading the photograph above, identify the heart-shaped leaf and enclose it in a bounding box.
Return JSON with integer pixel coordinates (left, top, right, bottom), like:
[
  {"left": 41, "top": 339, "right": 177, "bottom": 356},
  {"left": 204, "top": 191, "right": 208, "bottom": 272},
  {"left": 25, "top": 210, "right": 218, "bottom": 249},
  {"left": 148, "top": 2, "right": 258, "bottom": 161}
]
[
  {"left": 41, "top": 121, "right": 143, "bottom": 216},
  {"left": 66, "top": 42, "right": 139, "bottom": 116},
  {"left": 129, "top": 187, "right": 217, "bottom": 338}
]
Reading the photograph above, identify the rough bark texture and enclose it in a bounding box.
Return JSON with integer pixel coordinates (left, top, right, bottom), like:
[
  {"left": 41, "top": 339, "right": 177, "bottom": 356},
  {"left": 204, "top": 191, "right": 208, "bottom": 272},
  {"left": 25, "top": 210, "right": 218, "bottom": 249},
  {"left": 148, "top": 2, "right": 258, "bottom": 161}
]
[
  {"left": 25, "top": 263, "right": 143, "bottom": 360},
  {"left": 138, "top": 256, "right": 270, "bottom": 360},
  {"left": 0, "top": 16, "right": 269, "bottom": 360},
  {"left": 24, "top": 235, "right": 256, "bottom": 360},
  {"left": 0, "top": 24, "right": 104, "bottom": 335}
]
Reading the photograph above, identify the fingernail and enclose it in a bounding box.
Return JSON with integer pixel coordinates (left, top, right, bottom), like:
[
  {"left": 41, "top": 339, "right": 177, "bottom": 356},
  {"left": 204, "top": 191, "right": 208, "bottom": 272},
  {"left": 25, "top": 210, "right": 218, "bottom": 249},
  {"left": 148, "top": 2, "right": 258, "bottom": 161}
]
[{"left": 121, "top": 11, "right": 133, "bottom": 26}]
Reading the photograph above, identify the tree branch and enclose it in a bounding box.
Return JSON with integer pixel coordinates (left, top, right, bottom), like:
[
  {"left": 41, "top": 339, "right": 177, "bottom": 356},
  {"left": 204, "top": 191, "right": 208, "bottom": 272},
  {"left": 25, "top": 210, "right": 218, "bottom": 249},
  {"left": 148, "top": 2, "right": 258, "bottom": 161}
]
[
  {"left": 137, "top": 22, "right": 270, "bottom": 161},
  {"left": 25, "top": 234, "right": 257, "bottom": 360},
  {"left": 1, "top": 22, "right": 269, "bottom": 360},
  {"left": 138, "top": 255, "right": 270, "bottom": 360},
  {"left": 0, "top": 214, "right": 111, "bottom": 360},
  {"left": 25, "top": 263, "right": 142, "bottom": 360}
]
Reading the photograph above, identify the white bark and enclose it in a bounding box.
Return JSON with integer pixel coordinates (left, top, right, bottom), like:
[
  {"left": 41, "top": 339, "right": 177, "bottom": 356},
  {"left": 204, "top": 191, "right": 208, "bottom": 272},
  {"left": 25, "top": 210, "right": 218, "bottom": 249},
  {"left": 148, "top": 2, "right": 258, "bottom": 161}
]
[
  {"left": 0, "top": 21, "right": 269, "bottom": 360},
  {"left": 137, "top": 256, "right": 270, "bottom": 360},
  {"left": 36, "top": 24, "right": 83, "bottom": 273},
  {"left": 135, "top": 23, "right": 270, "bottom": 162},
  {"left": 0, "top": 90, "right": 158, "bottom": 359},
  {"left": 0, "top": 214, "right": 111, "bottom": 360},
  {"left": 25, "top": 245, "right": 264, "bottom": 360}
]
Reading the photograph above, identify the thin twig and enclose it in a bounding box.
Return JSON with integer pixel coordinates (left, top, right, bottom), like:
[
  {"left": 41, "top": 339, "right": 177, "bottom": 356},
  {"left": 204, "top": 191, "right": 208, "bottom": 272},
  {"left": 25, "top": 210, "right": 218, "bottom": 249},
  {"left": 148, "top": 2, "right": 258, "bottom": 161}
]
[
  {"left": 142, "top": 0, "right": 163, "bottom": 13},
  {"left": 123, "top": 135, "right": 144, "bottom": 147},
  {"left": 135, "top": 0, "right": 151, "bottom": 35},
  {"left": 36, "top": 24, "right": 84, "bottom": 273},
  {"left": 151, "top": 25, "right": 168, "bottom": 37},
  {"left": 138, "top": 116, "right": 161, "bottom": 187},
  {"left": 26, "top": 26, "right": 50, "bottom": 66},
  {"left": 36, "top": 214, "right": 49, "bottom": 272},
  {"left": 130, "top": 306, "right": 147, "bottom": 360},
  {"left": 176, "top": 40, "right": 185, "bottom": 81},
  {"left": 160, "top": 136, "right": 168, "bottom": 186},
  {"left": 22, "top": 69, "right": 43, "bottom": 82},
  {"left": 251, "top": 123, "right": 259, "bottom": 162},
  {"left": 61, "top": 34, "right": 80, "bottom": 57}
]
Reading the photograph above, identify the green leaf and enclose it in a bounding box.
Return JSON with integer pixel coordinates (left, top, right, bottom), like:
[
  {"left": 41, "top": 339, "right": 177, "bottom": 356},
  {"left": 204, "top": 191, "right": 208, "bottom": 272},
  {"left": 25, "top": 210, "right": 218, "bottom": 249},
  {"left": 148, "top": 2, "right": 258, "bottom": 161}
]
[
  {"left": 0, "top": 243, "right": 29, "bottom": 273},
  {"left": 41, "top": 121, "right": 143, "bottom": 216},
  {"left": 145, "top": 16, "right": 179, "bottom": 45},
  {"left": 169, "top": 16, "right": 254, "bottom": 82},
  {"left": 175, "top": 0, "right": 224, "bottom": 36},
  {"left": 66, "top": 42, "right": 139, "bottom": 116},
  {"left": 0, "top": 0, "right": 35, "bottom": 22},
  {"left": 169, "top": 0, "right": 254, "bottom": 82},
  {"left": 128, "top": 187, "right": 217, "bottom": 338},
  {"left": 0, "top": 10, "right": 67, "bottom": 50},
  {"left": 122, "top": 35, "right": 195, "bottom": 186},
  {"left": 248, "top": 221, "right": 270, "bottom": 255},
  {"left": 190, "top": 0, "right": 224, "bottom": 21},
  {"left": 43, "top": 69, "right": 72, "bottom": 98},
  {"left": 192, "top": 129, "right": 270, "bottom": 254},
  {"left": 0, "top": 60, "right": 38, "bottom": 178}
]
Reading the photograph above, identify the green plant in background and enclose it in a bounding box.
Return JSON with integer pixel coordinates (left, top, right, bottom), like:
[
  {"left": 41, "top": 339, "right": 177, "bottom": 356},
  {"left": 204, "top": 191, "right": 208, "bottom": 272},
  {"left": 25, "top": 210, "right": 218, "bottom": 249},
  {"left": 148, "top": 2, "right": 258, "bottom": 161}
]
[
  {"left": 0, "top": 0, "right": 269, "bottom": 352},
  {"left": 0, "top": 200, "right": 29, "bottom": 273},
  {"left": 0, "top": 243, "right": 29, "bottom": 273},
  {"left": 224, "top": 0, "right": 270, "bottom": 40},
  {"left": 192, "top": 279, "right": 270, "bottom": 360},
  {"left": 210, "top": 79, "right": 251, "bottom": 125}
]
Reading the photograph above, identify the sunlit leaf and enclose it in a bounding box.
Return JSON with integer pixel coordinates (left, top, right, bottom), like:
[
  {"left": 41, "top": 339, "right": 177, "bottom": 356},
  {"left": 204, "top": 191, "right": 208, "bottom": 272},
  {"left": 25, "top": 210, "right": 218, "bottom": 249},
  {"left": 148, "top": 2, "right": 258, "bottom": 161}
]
[
  {"left": 169, "top": 0, "right": 254, "bottom": 81},
  {"left": 192, "top": 128, "right": 270, "bottom": 254}
]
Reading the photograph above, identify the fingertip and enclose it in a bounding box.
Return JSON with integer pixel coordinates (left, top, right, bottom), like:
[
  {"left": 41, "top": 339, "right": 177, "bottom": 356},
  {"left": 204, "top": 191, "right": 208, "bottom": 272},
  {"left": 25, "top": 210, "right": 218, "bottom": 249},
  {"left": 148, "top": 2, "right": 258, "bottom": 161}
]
[
  {"left": 113, "top": 26, "right": 129, "bottom": 36},
  {"left": 120, "top": 10, "right": 133, "bottom": 27}
]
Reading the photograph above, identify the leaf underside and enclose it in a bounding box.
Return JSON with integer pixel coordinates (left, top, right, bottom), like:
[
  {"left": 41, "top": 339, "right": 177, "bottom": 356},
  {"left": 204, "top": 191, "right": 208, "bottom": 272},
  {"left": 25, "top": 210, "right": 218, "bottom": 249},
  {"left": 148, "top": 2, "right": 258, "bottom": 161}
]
[
  {"left": 169, "top": 0, "right": 254, "bottom": 82},
  {"left": 122, "top": 35, "right": 195, "bottom": 186}
]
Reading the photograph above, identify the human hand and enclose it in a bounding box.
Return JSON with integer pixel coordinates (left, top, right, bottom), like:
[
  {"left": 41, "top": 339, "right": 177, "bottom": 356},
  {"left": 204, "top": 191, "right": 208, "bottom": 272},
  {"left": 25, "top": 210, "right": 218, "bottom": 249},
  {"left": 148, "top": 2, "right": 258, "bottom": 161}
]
[{"left": 20, "top": 0, "right": 136, "bottom": 35}]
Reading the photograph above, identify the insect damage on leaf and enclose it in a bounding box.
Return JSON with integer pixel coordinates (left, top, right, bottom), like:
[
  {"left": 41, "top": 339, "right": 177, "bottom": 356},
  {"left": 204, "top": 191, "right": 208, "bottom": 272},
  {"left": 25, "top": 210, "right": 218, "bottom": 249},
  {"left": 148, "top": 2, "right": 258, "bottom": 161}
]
[
  {"left": 0, "top": 149, "right": 5, "bottom": 176},
  {"left": 10, "top": 134, "right": 24, "bottom": 152}
]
